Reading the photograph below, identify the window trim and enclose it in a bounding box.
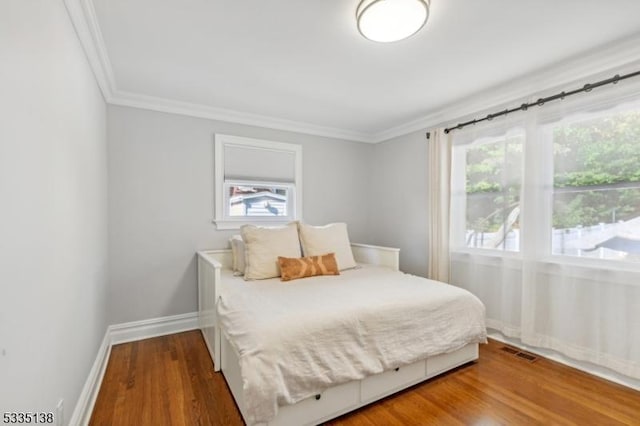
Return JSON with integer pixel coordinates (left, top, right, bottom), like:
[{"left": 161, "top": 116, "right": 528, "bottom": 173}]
[{"left": 214, "top": 134, "right": 302, "bottom": 230}]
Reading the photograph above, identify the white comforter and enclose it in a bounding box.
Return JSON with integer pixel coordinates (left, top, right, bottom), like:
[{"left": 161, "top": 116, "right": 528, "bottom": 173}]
[{"left": 217, "top": 265, "right": 487, "bottom": 424}]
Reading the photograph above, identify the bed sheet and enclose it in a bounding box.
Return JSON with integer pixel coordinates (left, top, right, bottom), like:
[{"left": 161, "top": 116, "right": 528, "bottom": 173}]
[{"left": 217, "top": 265, "right": 487, "bottom": 424}]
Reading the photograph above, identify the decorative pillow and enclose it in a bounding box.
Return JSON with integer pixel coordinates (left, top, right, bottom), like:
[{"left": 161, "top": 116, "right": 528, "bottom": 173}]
[
  {"left": 278, "top": 253, "right": 340, "bottom": 282},
  {"left": 298, "top": 222, "right": 357, "bottom": 270},
  {"left": 229, "top": 235, "right": 246, "bottom": 276},
  {"left": 241, "top": 222, "right": 301, "bottom": 280}
]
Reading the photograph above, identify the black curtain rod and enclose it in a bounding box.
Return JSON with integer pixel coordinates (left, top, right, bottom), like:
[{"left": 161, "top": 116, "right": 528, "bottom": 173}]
[{"left": 444, "top": 69, "right": 640, "bottom": 134}]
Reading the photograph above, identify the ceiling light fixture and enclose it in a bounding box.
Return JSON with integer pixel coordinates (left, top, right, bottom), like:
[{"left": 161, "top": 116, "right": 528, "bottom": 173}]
[{"left": 356, "top": 0, "right": 430, "bottom": 43}]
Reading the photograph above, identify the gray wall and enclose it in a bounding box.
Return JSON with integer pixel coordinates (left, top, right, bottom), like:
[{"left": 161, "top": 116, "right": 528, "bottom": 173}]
[
  {"left": 370, "top": 130, "right": 429, "bottom": 277},
  {"left": 107, "top": 106, "right": 374, "bottom": 324},
  {"left": 0, "top": 0, "right": 108, "bottom": 416}
]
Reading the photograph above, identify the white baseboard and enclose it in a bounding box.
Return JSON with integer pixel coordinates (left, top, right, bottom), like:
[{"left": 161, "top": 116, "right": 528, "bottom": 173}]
[
  {"left": 68, "top": 330, "right": 111, "bottom": 426},
  {"left": 109, "top": 312, "right": 198, "bottom": 345},
  {"left": 488, "top": 330, "right": 640, "bottom": 392},
  {"left": 69, "top": 312, "right": 199, "bottom": 425}
]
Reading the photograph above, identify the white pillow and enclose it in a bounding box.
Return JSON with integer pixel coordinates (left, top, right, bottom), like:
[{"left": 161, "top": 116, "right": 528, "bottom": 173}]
[
  {"left": 229, "top": 235, "right": 246, "bottom": 276},
  {"left": 298, "top": 222, "right": 357, "bottom": 270},
  {"left": 241, "top": 222, "right": 301, "bottom": 280}
]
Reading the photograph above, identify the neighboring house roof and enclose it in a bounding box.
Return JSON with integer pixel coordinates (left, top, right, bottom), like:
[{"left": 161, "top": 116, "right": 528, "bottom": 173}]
[
  {"left": 592, "top": 236, "right": 640, "bottom": 254},
  {"left": 230, "top": 191, "right": 286, "bottom": 204},
  {"left": 568, "top": 216, "right": 640, "bottom": 253},
  {"left": 230, "top": 191, "right": 287, "bottom": 216}
]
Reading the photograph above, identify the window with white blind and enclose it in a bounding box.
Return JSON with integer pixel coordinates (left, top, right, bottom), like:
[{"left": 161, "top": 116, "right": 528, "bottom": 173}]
[{"left": 214, "top": 134, "right": 302, "bottom": 229}]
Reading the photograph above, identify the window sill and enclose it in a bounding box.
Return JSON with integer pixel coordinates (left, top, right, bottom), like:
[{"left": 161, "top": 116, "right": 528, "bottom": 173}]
[
  {"left": 539, "top": 255, "right": 640, "bottom": 274},
  {"left": 451, "top": 250, "right": 640, "bottom": 274},
  {"left": 212, "top": 218, "right": 296, "bottom": 230},
  {"left": 451, "top": 248, "right": 521, "bottom": 258}
]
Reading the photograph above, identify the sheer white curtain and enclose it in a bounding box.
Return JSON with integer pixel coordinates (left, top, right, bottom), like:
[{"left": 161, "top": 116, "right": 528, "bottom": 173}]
[
  {"left": 427, "top": 128, "right": 452, "bottom": 282},
  {"left": 449, "top": 79, "right": 640, "bottom": 379},
  {"left": 450, "top": 120, "right": 527, "bottom": 337}
]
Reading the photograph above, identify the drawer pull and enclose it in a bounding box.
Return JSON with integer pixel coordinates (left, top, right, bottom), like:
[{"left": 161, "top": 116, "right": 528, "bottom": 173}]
[
  {"left": 315, "top": 394, "right": 321, "bottom": 400},
  {"left": 394, "top": 367, "right": 400, "bottom": 372}
]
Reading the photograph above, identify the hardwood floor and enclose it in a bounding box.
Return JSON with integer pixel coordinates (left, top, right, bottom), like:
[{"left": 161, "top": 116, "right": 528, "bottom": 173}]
[
  {"left": 90, "top": 331, "right": 640, "bottom": 425},
  {"left": 90, "top": 331, "right": 242, "bottom": 426}
]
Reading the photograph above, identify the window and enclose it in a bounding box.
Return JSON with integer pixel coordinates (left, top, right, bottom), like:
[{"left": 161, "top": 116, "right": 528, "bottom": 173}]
[
  {"left": 225, "top": 181, "right": 292, "bottom": 217},
  {"left": 214, "top": 134, "right": 302, "bottom": 229},
  {"left": 550, "top": 108, "right": 640, "bottom": 260},
  {"left": 452, "top": 130, "right": 523, "bottom": 252},
  {"left": 451, "top": 95, "right": 640, "bottom": 263}
]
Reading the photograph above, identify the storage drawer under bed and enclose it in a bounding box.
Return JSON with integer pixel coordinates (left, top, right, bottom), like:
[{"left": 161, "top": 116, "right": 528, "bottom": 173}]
[
  {"left": 270, "top": 381, "right": 360, "bottom": 426},
  {"left": 269, "top": 344, "right": 478, "bottom": 426},
  {"left": 360, "top": 359, "right": 426, "bottom": 403},
  {"left": 426, "top": 343, "right": 479, "bottom": 377}
]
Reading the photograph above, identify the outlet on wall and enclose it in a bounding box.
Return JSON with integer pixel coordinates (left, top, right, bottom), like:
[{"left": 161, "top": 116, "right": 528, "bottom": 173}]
[{"left": 56, "top": 399, "right": 64, "bottom": 426}]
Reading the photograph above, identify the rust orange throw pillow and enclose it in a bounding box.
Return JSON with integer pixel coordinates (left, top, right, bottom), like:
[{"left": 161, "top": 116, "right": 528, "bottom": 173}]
[{"left": 278, "top": 253, "right": 340, "bottom": 281}]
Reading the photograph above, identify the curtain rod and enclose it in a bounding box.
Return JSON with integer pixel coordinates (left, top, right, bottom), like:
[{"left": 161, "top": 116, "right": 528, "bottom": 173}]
[{"left": 444, "top": 69, "right": 640, "bottom": 134}]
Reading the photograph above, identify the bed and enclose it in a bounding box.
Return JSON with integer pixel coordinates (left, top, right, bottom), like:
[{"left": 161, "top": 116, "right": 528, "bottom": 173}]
[{"left": 197, "top": 243, "right": 486, "bottom": 426}]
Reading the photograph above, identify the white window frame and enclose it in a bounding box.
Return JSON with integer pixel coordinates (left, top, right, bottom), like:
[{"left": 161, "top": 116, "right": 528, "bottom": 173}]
[{"left": 214, "top": 134, "right": 302, "bottom": 230}]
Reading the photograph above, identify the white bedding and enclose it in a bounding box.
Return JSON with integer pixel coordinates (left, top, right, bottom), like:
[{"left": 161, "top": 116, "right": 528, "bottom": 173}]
[{"left": 217, "top": 265, "right": 487, "bottom": 424}]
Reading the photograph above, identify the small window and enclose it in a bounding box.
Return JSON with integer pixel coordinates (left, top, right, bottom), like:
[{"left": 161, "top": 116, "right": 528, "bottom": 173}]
[
  {"left": 214, "top": 135, "right": 302, "bottom": 229},
  {"left": 225, "top": 181, "right": 293, "bottom": 218}
]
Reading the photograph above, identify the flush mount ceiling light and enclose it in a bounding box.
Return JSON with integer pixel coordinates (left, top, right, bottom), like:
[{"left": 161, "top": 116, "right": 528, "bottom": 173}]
[{"left": 356, "top": 0, "right": 430, "bottom": 43}]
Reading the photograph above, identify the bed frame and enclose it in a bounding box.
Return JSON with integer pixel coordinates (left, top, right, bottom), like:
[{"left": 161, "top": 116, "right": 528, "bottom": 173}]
[{"left": 197, "top": 243, "right": 479, "bottom": 426}]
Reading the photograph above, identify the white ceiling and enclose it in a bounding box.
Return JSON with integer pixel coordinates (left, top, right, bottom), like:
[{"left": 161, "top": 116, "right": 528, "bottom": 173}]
[{"left": 88, "top": 0, "right": 640, "bottom": 141}]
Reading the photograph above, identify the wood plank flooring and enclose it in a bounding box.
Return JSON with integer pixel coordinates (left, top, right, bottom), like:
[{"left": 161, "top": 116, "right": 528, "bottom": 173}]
[{"left": 90, "top": 331, "right": 640, "bottom": 425}]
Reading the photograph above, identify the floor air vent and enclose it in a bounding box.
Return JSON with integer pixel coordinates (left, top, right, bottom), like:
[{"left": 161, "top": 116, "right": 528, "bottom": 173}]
[
  {"left": 500, "top": 346, "right": 519, "bottom": 354},
  {"left": 500, "top": 346, "right": 538, "bottom": 362},
  {"left": 516, "top": 352, "right": 538, "bottom": 362}
]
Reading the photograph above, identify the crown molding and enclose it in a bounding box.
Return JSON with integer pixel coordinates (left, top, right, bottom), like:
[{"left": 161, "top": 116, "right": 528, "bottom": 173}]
[
  {"left": 63, "top": 0, "right": 376, "bottom": 143},
  {"left": 64, "top": 1, "right": 640, "bottom": 144},
  {"left": 110, "top": 89, "right": 375, "bottom": 142},
  {"left": 371, "top": 33, "right": 640, "bottom": 143},
  {"left": 64, "top": 0, "right": 117, "bottom": 102}
]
